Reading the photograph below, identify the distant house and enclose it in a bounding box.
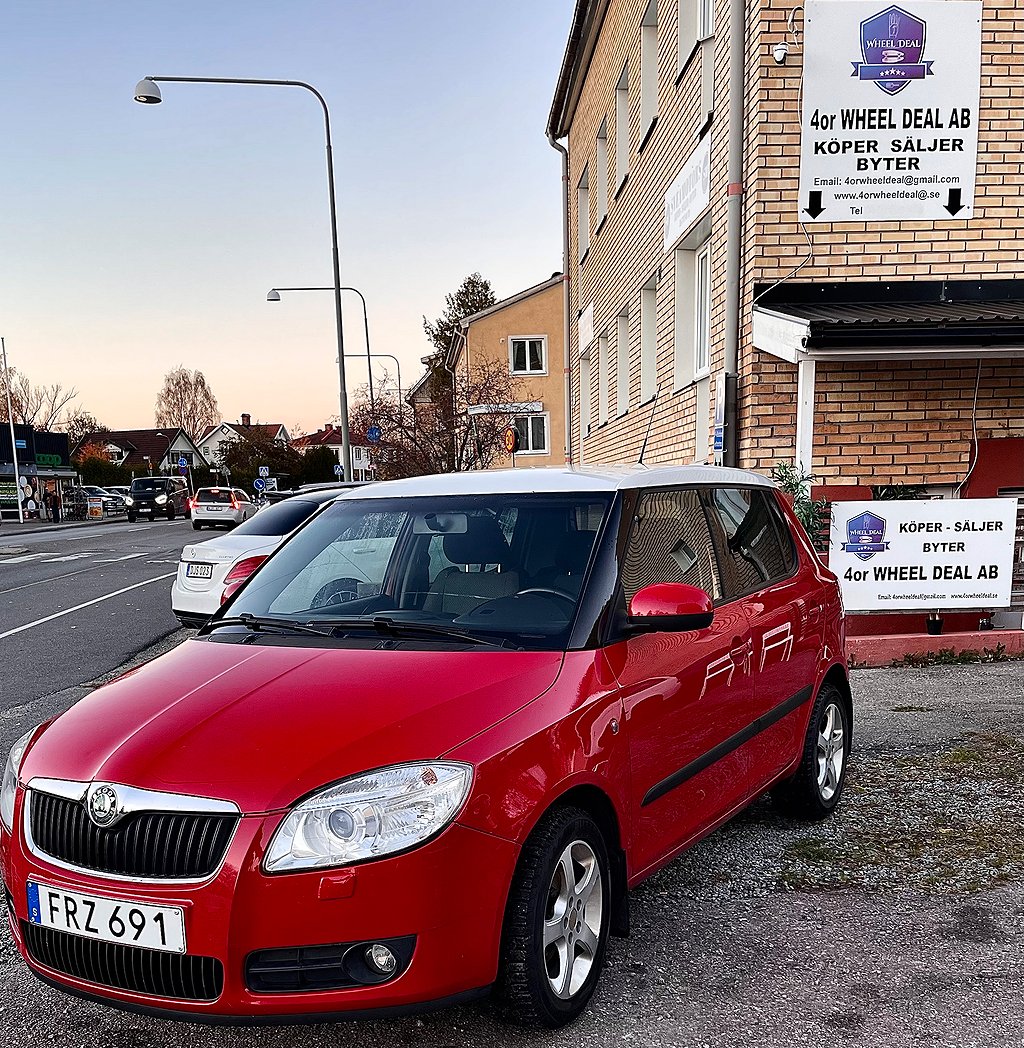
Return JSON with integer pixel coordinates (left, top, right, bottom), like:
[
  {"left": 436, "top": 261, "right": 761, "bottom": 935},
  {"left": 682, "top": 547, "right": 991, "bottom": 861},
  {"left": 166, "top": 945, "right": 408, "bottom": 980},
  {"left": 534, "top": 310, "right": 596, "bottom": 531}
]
[
  {"left": 293, "top": 423, "right": 373, "bottom": 482},
  {"left": 197, "top": 413, "right": 291, "bottom": 467},
  {"left": 74, "top": 428, "right": 207, "bottom": 476}
]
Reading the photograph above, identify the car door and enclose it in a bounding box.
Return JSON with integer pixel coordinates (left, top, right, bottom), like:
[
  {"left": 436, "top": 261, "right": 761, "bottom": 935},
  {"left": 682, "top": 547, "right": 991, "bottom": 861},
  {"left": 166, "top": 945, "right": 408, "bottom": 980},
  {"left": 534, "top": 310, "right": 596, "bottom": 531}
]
[
  {"left": 702, "top": 486, "right": 824, "bottom": 792},
  {"left": 604, "top": 487, "right": 755, "bottom": 876}
]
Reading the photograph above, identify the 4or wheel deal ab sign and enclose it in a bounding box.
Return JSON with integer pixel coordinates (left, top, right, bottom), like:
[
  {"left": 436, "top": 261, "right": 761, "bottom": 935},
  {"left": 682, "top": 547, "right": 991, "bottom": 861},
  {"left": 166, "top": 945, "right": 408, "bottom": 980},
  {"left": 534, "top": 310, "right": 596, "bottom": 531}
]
[{"left": 829, "top": 499, "right": 1019, "bottom": 611}]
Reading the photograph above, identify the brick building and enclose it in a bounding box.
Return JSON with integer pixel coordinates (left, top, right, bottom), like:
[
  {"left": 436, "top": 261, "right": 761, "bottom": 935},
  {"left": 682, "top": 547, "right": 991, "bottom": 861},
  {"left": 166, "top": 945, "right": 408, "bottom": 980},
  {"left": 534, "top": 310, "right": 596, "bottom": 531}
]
[{"left": 546, "top": 0, "right": 1024, "bottom": 502}]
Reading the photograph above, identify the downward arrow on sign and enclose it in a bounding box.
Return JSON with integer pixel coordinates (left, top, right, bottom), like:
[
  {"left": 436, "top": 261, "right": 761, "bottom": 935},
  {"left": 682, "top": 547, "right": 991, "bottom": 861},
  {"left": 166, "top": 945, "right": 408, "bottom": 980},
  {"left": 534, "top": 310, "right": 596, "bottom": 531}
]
[
  {"left": 944, "top": 188, "right": 965, "bottom": 216},
  {"left": 804, "top": 191, "right": 825, "bottom": 219}
]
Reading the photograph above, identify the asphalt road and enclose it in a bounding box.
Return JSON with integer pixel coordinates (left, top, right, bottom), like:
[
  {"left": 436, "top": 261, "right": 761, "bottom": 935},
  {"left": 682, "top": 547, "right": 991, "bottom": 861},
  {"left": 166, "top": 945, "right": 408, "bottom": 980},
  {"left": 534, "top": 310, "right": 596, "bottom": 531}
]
[
  {"left": 2, "top": 599, "right": 1023, "bottom": 1046},
  {"left": 0, "top": 518, "right": 187, "bottom": 725}
]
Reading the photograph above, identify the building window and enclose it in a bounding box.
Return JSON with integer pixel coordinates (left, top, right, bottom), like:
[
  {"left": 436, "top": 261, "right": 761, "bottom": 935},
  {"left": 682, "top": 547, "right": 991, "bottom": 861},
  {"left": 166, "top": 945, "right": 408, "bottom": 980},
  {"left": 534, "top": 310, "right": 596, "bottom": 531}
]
[
  {"left": 513, "top": 413, "right": 549, "bottom": 454},
  {"left": 700, "top": 36, "right": 714, "bottom": 124},
  {"left": 641, "top": 1, "right": 658, "bottom": 136},
  {"left": 616, "top": 310, "right": 630, "bottom": 415},
  {"left": 510, "top": 336, "right": 547, "bottom": 375},
  {"left": 577, "top": 167, "right": 590, "bottom": 262},
  {"left": 580, "top": 349, "right": 593, "bottom": 442},
  {"left": 640, "top": 278, "right": 658, "bottom": 403},
  {"left": 694, "top": 241, "right": 711, "bottom": 377},
  {"left": 595, "top": 119, "right": 608, "bottom": 225},
  {"left": 598, "top": 333, "right": 610, "bottom": 426},
  {"left": 615, "top": 64, "right": 629, "bottom": 189},
  {"left": 674, "top": 240, "right": 711, "bottom": 387},
  {"left": 699, "top": 0, "right": 714, "bottom": 38},
  {"left": 679, "top": 0, "right": 714, "bottom": 69}
]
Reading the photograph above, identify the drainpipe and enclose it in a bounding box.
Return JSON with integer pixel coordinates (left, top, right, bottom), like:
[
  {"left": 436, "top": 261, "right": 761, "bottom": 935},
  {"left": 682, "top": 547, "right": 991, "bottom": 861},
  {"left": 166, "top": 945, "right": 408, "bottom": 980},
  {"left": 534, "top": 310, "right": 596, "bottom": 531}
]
[
  {"left": 547, "top": 131, "right": 573, "bottom": 467},
  {"left": 723, "top": 0, "right": 747, "bottom": 468}
]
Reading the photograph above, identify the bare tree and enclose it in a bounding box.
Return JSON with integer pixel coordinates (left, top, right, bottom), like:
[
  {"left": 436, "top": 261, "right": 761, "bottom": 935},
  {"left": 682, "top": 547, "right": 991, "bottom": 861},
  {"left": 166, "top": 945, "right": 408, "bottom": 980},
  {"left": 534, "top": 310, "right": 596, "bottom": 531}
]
[
  {"left": 62, "top": 409, "right": 107, "bottom": 449},
  {"left": 0, "top": 366, "right": 78, "bottom": 430},
  {"left": 154, "top": 366, "right": 220, "bottom": 440},
  {"left": 348, "top": 361, "right": 532, "bottom": 480}
]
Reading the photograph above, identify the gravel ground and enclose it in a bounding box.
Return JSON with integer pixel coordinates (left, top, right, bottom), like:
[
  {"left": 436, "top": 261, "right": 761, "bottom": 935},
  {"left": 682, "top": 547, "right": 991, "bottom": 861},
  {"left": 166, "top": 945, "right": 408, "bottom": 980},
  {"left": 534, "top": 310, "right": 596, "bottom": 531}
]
[{"left": 3, "top": 662, "right": 1024, "bottom": 1047}]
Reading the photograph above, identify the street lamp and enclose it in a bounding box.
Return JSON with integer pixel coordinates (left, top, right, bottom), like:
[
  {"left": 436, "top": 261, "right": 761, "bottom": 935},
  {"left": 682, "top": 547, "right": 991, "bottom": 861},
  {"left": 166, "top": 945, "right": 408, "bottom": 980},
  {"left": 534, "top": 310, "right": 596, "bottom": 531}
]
[
  {"left": 267, "top": 286, "right": 377, "bottom": 414},
  {"left": 155, "top": 431, "right": 172, "bottom": 473},
  {"left": 0, "top": 337, "right": 24, "bottom": 524},
  {"left": 133, "top": 75, "right": 352, "bottom": 481}
]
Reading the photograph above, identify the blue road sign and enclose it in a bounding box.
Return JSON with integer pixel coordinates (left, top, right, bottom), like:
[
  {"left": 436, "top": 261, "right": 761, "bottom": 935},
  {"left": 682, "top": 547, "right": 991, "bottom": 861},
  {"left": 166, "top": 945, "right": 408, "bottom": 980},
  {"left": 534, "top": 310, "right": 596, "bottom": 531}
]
[
  {"left": 253, "top": 478, "right": 267, "bottom": 492},
  {"left": 258, "top": 465, "right": 270, "bottom": 478},
  {"left": 333, "top": 463, "right": 343, "bottom": 477},
  {"left": 367, "top": 425, "right": 382, "bottom": 445},
  {"left": 177, "top": 456, "right": 187, "bottom": 468}
]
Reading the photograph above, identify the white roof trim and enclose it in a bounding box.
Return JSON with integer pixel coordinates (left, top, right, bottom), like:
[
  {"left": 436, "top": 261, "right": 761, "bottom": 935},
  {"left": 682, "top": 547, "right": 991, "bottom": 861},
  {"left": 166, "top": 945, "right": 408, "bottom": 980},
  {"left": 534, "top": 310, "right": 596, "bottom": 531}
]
[{"left": 467, "top": 401, "right": 543, "bottom": 415}]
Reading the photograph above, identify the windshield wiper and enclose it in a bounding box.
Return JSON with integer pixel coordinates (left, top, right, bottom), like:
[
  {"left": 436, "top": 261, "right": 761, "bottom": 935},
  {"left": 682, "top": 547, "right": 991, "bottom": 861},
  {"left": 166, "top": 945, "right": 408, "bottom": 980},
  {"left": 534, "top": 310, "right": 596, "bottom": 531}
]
[
  {"left": 204, "top": 614, "right": 336, "bottom": 639},
  {"left": 319, "top": 615, "right": 515, "bottom": 649}
]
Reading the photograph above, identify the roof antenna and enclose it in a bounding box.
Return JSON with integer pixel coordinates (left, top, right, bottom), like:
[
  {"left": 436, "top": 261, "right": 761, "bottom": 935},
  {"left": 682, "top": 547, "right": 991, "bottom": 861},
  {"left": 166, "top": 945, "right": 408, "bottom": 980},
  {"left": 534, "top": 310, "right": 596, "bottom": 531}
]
[{"left": 637, "top": 385, "right": 661, "bottom": 465}]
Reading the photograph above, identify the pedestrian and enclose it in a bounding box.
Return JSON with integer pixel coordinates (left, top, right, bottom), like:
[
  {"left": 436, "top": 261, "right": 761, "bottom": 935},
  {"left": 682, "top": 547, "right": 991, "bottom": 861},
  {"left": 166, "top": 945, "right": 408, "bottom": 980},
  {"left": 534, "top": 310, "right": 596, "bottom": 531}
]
[{"left": 50, "top": 486, "right": 62, "bottom": 525}]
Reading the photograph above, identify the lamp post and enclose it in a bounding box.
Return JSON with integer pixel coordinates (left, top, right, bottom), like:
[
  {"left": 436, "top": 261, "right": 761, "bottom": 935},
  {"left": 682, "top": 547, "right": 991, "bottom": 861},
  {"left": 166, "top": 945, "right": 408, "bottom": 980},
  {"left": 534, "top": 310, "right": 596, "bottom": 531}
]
[
  {"left": 155, "top": 431, "right": 172, "bottom": 474},
  {"left": 267, "top": 286, "right": 376, "bottom": 414},
  {"left": 133, "top": 75, "right": 352, "bottom": 481},
  {"left": 1, "top": 337, "right": 24, "bottom": 524}
]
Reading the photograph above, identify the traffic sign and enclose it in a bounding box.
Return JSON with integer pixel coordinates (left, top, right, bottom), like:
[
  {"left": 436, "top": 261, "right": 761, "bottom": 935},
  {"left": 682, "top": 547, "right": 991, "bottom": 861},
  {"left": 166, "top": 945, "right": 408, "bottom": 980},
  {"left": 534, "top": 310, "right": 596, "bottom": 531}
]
[
  {"left": 253, "top": 478, "right": 266, "bottom": 492},
  {"left": 177, "top": 456, "right": 187, "bottom": 469},
  {"left": 178, "top": 466, "right": 188, "bottom": 476},
  {"left": 502, "top": 426, "right": 521, "bottom": 455},
  {"left": 367, "top": 425, "right": 382, "bottom": 445},
  {"left": 333, "top": 464, "right": 343, "bottom": 477},
  {"left": 258, "top": 465, "right": 270, "bottom": 478}
]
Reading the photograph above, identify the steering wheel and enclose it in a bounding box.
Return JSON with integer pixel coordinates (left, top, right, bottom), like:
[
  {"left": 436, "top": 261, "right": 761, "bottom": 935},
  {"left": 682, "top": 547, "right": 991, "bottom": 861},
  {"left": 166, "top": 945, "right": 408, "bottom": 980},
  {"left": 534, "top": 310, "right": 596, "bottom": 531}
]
[
  {"left": 310, "top": 577, "right": 360, "bottom": 609},
  {"left": 516, "top": 587, "right": 575, "bottom": 608}
]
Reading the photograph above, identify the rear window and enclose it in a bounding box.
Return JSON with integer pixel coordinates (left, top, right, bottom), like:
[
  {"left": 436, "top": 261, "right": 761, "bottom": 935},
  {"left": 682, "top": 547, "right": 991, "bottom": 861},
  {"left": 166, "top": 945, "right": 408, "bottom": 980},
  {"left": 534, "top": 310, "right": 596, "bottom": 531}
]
[
  {"left": 197, "top": 488, "right": 234, "bottom": 504},
  {"left": 230, "top": 499, "right": 320, "bottom": 537}
]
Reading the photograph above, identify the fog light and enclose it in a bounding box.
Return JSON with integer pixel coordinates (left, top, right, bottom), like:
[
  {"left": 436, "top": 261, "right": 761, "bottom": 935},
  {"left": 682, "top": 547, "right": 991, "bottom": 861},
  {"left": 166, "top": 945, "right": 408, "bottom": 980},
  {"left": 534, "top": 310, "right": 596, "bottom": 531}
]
[{"left": 366, "top": 943, "right": 397, "bottom": 975}]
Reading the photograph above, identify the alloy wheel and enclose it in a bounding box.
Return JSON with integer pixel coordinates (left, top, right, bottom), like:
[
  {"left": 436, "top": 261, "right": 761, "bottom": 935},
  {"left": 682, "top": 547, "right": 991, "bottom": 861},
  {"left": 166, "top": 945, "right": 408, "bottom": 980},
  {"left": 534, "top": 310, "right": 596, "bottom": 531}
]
[
  {"left": 816, "top": 702, "right": 845, "bottom": 801},
  {"left": 543, "top": 839, "right": 604, "bottom": 1000}
]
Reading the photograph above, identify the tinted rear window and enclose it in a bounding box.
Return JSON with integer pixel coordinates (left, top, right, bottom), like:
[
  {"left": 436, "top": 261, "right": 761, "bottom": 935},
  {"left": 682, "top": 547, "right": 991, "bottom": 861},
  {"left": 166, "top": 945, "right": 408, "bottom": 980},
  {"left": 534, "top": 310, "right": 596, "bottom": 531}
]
[
  {"left": 197, "top": 489, "right": 234, "bottom": 504},
  {"left": 230, "top": 500, "right": 320, "bottom": 537}
]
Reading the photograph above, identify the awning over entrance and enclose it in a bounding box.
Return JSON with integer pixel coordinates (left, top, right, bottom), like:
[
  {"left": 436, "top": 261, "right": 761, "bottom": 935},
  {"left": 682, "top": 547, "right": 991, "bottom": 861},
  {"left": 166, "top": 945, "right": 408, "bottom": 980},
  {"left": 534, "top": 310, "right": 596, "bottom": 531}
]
[
  {"left": 752, "top": 279, "right": 1024, "bottom": 363},
  {"left": 751, "top": 280, "right": 1024, "bottom": 472}
]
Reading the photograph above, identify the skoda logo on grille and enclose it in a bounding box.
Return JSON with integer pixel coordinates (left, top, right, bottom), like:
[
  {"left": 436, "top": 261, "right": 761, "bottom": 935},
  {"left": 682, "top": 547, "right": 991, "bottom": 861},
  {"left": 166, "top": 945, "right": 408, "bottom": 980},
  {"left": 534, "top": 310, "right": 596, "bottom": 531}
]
[{"left": 86, "top": 784, "right": 121, "bottom": 827}]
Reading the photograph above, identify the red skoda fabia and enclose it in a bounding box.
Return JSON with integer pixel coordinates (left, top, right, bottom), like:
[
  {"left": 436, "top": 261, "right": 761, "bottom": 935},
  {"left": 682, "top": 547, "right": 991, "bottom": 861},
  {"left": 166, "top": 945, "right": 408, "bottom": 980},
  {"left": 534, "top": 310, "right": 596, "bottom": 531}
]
[{"left": 1, "top": 466, "right": 850, "bottom": 1027}]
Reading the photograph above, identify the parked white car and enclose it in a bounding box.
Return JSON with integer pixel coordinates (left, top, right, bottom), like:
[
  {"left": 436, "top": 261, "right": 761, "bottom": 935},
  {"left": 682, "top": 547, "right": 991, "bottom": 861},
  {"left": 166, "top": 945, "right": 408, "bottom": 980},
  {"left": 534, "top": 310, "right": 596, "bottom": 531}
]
[
  {"left": 172, "top": 489, "right": 346, "bottom": 627},
  {"left": 191, "top": 487, "right": 258, "bottom": 530}
]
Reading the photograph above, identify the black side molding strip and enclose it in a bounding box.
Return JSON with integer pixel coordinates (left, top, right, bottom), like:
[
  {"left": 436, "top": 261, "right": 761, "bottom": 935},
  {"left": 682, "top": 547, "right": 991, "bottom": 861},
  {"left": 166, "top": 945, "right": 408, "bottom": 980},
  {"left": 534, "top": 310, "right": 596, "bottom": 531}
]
[{"left": 641, "top": 684, "right": 814, "bottom": 808}]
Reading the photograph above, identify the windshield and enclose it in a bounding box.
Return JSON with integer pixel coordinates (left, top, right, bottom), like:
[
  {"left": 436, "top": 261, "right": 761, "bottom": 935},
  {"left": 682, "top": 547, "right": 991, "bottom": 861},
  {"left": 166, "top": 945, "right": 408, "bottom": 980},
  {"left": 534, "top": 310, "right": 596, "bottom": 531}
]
[
  {"left": 130, "top": 478, "right": 168, "bottom": 493},
  {"left": 226, "top": 494, "right": 611, "bottom": 650},
  {"left": 231, "top": 498, "right": 322, "bottom": 537}
]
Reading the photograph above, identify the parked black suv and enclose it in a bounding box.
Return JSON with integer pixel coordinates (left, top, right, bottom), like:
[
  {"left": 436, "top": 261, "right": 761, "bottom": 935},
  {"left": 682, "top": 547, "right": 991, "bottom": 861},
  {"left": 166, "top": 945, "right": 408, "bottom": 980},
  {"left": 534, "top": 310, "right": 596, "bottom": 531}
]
[{"left": 125, "top": 476, "right": 191, "bottom": 522}]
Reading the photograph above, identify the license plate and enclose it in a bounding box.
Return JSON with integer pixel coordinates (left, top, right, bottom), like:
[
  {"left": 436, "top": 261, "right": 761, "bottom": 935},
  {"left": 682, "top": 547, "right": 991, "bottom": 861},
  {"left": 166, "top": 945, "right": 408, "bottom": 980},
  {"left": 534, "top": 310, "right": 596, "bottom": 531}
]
[
  {"left": 27, "top": 881, "right": 186, "bottom": 954},
  {"left": 205, "top": 506, "right": 223, "bottom": 512},
  {"left": 185, "top": 563, "right": 214, "bottom": 579}
]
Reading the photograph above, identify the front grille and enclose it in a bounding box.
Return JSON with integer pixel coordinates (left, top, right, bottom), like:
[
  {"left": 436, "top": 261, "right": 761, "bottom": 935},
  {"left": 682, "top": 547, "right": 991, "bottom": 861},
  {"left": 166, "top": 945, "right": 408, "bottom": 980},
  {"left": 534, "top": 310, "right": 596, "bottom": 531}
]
[
  {"left": 30, "top": 791, "right": 238, "bottom": 880},
  {"left": 23, "top": 921, "right": 223, "bottom": 1001}
]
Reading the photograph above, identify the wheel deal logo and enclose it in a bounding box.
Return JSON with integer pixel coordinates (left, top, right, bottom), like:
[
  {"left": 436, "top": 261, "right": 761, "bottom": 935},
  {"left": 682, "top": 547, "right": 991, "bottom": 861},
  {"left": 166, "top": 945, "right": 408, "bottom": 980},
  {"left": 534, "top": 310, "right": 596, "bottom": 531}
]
[
  {"left": 852, "top": 5, "right": 934, "bottom": 96},
  {"left": 842, "top": 511, "right": 890, "bottom": 561}
]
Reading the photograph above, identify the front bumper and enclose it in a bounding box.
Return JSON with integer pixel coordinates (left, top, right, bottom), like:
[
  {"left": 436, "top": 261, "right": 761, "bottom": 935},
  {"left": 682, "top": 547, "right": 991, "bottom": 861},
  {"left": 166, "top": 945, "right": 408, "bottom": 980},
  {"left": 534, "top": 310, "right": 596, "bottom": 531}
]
[{"left": 2, "top": 807, "right": 518, "bottom": 1019}]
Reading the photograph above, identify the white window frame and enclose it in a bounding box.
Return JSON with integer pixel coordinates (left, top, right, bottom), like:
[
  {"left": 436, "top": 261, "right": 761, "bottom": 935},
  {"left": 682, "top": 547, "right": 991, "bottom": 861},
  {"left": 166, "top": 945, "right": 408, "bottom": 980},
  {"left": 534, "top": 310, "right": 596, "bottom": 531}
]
[
  {"left": 595, "top": 119, "right": 609, "bottom": 226},
  {"left": 679, "top": 0, "right": 714, "bottom": 72},
  {"left": 512, "top": 412, "right": 550, "bottom": 456},
  {"left": 616, "top": 310, "right": 630, "bottom": 416},
  {"left": 598, "top": 333, "right": 610, "bottom": 426},
  {"left": 640, "top": 278, "right": 658, "bottom": 404},
  {"left": 577, "top": 166, "right": 590, "bottom": 262},
  {"left": 615, "top": 64, "right": 629, "bottom": 189},
  {"left": 640, "top": 1, "right": 659, "bottom": 136},
  {"left": 580, "top": 347, "right": 593, "bottom": 442},
  {"left": 509, "top": 335, "right": 548, "bottom": 376},
  {"left": 694, "top": 240, "right": 712, "bottom": 379}
]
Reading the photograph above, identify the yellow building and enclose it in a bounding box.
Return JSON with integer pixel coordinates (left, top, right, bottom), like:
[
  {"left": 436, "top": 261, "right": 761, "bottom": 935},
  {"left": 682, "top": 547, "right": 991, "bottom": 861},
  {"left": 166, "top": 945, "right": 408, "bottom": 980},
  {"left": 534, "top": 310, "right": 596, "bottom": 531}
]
[{"left": 450, "top": 275, "right": 567, "bottom": 468}]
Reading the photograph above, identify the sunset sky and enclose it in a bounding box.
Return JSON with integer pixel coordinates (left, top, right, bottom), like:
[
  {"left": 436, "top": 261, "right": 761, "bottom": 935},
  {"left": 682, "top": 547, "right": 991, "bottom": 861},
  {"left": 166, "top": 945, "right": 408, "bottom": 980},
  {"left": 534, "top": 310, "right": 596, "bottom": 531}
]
[{"left": 0, "top": 0, "right": 572, "bottom": 435}]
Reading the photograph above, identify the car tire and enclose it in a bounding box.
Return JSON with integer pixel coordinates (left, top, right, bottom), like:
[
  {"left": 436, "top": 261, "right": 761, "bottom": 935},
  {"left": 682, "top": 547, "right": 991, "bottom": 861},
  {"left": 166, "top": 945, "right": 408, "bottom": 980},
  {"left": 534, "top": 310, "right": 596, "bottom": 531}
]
[
  {"left": 192, "top": 521, "right": 202, "bottom": 531},
  {"left": 126, "top": 512, "right": 136, "bottom": 523},
  {"left": 167, "top": 506, "right": 176, "bottom": 521},
  {"left": 771, "top": 682, "right": 850, "bottom": 821},
  {"left": 499, "top": 806, "right": 610, "bottom": 1028}
]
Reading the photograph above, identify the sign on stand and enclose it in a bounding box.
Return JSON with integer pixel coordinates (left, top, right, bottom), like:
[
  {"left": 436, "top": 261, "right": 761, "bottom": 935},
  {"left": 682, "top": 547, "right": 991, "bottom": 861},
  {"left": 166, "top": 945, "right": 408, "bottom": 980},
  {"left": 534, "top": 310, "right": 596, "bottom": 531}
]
[
  {"left": 829, "top": 499, "right": 1019, "bottom": 611},
  {"left": 798, "top": 1, "right": 982, "bottom": 223}
]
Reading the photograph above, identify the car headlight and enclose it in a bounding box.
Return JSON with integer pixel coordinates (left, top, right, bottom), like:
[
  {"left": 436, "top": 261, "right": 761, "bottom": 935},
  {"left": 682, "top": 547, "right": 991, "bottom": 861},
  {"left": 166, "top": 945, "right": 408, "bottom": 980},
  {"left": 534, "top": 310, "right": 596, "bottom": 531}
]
[
  {"left": 124, "top": 496, "right": 134, "bottom": 506},
  {"left": 155, "top": 494, "right": 168, "bottom": 505},
  {"left": 264, "top": 762, "right": 473, "bottom": 873},
  {"left": 1, "top": 727, "right": 36, "bottom": 832}
]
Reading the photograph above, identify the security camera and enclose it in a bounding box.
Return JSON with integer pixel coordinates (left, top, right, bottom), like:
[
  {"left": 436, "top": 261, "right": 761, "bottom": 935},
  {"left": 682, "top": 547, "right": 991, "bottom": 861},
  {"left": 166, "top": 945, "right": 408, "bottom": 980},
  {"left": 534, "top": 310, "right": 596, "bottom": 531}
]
[{"left": 772, "top": 41, "right": 789, "bottom": 64}]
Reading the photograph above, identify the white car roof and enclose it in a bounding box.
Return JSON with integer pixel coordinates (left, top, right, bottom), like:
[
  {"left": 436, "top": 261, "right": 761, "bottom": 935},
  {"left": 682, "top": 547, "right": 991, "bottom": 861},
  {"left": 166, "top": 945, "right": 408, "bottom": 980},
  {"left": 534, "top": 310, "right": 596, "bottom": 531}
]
[{"left": 334, "top": 465, "right": 774, "bottom": 500}]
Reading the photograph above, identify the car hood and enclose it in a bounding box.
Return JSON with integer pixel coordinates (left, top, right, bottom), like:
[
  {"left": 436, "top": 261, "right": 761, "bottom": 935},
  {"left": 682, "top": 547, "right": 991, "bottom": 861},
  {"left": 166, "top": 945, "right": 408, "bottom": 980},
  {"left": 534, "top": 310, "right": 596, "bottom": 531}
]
[{"left": 22, "top": 638, "right": 565, "bottom": 814}]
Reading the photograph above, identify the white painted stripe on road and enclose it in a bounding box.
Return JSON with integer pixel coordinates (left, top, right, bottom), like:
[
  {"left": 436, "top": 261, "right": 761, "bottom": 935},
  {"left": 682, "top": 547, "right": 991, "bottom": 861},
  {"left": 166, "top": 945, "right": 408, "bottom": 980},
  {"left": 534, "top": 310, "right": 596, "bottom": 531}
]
[
  {"left": 41, "top": 553, "right": 94, "bottom": 563},
  {"left": 0, "top": 553, "right": 48, "bottom": 565},
  {"left": 0, "top": 573, "right": 176, "bottom": 641},
  {"left": 95, "top": 553, "right": 149, "bottom": 563}
]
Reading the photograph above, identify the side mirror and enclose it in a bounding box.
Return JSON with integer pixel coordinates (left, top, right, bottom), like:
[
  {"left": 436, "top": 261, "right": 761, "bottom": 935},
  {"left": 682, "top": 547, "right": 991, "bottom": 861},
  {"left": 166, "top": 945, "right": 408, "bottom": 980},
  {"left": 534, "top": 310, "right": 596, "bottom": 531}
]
[{"left": 627, "top": 582, "right": 714, "bottom": 633}]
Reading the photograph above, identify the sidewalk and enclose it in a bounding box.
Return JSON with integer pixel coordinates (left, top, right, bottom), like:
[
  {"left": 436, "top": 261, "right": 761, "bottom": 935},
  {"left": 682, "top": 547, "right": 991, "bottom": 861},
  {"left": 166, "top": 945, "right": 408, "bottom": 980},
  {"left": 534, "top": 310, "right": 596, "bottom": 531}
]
[{"left": 0, "top": 515, "right": 128, "bottom": 540}]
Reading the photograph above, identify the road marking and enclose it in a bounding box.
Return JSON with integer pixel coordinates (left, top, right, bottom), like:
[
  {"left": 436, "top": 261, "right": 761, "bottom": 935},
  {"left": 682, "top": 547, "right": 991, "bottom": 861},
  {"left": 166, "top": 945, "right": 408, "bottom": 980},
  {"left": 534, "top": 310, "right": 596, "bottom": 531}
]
[
  {"left": 40, "top": 553, "right": 96, "bottom": 563},
  {"left": 94, "top": 553, "right": 149, "bottom": 563},
  {"left": 0, "top": 553, "right": 48, "bottom": 565},
  {"left": 0, "top": 573, "right": 176, "bottom": 641}
]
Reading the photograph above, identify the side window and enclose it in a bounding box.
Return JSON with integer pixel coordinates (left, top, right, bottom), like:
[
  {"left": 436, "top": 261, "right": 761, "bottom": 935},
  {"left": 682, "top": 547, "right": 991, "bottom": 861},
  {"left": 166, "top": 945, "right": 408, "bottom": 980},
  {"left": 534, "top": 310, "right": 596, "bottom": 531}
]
[
  {"left": 703, "top": 488, "right": 796, "bottom": 598},
  {"left": 620, "top": 488, "right": 722, "bottom": 604}
]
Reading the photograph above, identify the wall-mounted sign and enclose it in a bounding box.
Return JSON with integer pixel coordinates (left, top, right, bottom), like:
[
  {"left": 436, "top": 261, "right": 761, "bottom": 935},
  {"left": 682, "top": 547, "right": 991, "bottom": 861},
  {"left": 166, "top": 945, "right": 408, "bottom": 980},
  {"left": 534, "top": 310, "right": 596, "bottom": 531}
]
[
  {"left": 798, "top": 1, "right": 982, "bottom": 222},
  {"left": 829, "top": 498, "right": 1018, "bottom": 610},
  {"left": 664, "top": 135, "right": 712, "bottom": 251},
  {"left": 578, "top": 302, "right": 594, "bottom": 353}
]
